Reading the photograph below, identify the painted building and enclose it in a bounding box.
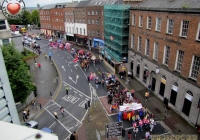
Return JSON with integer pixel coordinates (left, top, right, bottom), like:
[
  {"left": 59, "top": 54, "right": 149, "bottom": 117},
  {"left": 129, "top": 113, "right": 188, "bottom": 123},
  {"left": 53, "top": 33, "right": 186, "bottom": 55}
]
[{"left": 128, "top": 0, "right": 200, "bottom": 125}]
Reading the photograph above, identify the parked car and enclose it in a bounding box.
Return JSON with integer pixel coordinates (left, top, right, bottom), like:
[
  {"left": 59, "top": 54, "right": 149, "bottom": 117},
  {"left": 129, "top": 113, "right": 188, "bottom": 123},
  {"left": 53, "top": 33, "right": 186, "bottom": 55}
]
[
  {"left": 24, "top": 40, "right": 30, "bottom": 46},
  {"left": 41, "top": 127, "right": 53, "bottom": 133},
  {"left": 31, "top": 39, "right": 36, "bottom": 43},
  {"left": 23, "top": 120, "right": 38, "bottom": 129},
  {"left": 24, "top": 36, "right": 28, "bottom": 40},
  {"left": 36, "top": 36, "right": 41, "bottom": 40}
]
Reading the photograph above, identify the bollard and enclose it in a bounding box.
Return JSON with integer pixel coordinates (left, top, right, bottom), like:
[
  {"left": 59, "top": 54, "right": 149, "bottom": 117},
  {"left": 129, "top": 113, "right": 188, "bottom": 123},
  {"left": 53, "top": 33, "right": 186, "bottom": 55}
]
[
  {"left": 88, "top": 100, "right": 90, "bottom": 107},
  {"left": 85, "top": 103, "right": 88, "bottom": 109}
]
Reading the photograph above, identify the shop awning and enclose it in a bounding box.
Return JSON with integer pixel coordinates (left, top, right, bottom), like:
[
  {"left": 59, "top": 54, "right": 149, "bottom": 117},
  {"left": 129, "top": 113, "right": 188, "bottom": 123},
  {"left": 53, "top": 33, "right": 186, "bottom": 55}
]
[{"left": 93, "top": 38, "right": 104, "bottom": 44}]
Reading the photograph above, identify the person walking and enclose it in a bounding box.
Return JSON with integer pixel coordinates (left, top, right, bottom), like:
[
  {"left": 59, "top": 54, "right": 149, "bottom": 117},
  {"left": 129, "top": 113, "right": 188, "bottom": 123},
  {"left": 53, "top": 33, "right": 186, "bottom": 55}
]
[
  {"left": 60, "top": 107, "right": 64, "bottom": 116},
  {"left": 73, "top": 131, "right": 78, "bottom": 140},
  {"left": 38, "top": 63, "right": 41, "bottom": 68},
  {"left": 145, "top": 91, "right": 149, "bottom": 101},
  {"left": 127, "top": 129, "right": 132, "bottom": 140},
  {"left": 66, "top": 86, "right": 69, "bottom": 96},
  {"left": 95, "top": 79, "right": 99, "bottom": 89},
  {"left": 87, "top": 76, "right": 90, "bottom": 83},
  {"left": 133, "top": 127, "right": 138, "bottom": 138},
  {"left": 54, "top": 112, "right": 58, "bottom": 120},
  {"left": 70, "top": 133, "right": 75, "bottom": 140}
]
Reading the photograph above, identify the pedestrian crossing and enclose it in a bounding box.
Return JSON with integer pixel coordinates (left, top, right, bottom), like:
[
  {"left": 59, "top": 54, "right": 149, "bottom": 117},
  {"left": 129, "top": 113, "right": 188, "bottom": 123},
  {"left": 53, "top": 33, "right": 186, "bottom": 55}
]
[{"left": 62, "top": 95, "right": 80, "bottom": 104}]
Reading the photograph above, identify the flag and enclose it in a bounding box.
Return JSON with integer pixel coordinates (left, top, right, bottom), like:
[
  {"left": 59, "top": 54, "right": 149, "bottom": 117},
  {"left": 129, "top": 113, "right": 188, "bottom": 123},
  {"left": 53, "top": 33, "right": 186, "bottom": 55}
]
[{"left": 73, "top": 57, "right": 78, "bottom": 63}]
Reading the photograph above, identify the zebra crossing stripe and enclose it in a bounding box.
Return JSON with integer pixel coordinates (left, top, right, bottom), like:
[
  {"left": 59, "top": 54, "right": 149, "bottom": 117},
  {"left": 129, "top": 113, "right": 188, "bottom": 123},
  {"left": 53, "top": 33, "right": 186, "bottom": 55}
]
[{"left": 79, "top": 100, "right": 88, "bottom": 108}]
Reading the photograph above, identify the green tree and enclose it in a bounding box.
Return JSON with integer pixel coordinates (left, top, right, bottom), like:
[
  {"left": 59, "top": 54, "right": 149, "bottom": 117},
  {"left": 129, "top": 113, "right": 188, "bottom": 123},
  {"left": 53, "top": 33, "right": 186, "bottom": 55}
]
[
  {"left": 2, "top": 43, "right": 34, "bottom": 103},
  {"left": 31, "top": 10, "right": 39, "bottom": 25}
]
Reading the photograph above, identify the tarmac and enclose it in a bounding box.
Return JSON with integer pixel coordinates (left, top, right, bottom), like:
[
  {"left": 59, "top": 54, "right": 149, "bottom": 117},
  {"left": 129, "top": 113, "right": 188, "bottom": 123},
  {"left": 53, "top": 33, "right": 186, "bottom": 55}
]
[{"left": 18, "top": 35, "right": 199, "bottom": 139}]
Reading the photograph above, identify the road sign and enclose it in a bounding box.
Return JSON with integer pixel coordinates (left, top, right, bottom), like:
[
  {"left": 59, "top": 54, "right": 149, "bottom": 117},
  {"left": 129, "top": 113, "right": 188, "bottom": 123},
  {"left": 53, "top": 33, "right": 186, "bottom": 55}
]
[{"left": 106, "top": 122, "right": 123, "bottom": 139}]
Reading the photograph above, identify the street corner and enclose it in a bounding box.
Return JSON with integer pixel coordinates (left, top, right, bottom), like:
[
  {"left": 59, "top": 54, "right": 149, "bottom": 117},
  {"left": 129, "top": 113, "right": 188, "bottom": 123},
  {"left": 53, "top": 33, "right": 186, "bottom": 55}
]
[{"left": 99, "top": 96, "right": 118, "bottom": 116}]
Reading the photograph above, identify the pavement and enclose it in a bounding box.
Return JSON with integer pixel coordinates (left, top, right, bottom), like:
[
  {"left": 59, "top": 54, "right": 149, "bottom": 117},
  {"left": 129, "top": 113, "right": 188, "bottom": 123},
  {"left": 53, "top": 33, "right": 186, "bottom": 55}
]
[{"left": 16, "top": 32, "right": 199, "bottom": 140}]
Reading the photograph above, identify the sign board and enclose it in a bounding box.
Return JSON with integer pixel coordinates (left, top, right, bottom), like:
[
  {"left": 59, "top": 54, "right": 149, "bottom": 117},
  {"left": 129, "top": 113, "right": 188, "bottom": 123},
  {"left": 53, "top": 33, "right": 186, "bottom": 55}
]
[
  {"left": 106, "top": 122, "right": 122, "bottom": 139},
  {"left": 119, "top": 103, "right": 143, "bottom": 111}
]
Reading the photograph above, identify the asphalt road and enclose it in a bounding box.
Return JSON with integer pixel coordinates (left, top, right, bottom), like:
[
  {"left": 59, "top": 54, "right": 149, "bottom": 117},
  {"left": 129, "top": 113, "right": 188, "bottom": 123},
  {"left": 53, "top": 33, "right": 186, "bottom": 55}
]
[{"left": 12, "top": 32, "right": 169, "bottom": 140}]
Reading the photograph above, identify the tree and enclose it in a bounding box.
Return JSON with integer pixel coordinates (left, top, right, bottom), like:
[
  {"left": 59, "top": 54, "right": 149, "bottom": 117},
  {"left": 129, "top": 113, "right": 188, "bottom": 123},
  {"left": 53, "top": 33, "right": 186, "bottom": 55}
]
[
  {"left": 31, "top": 10, "right": 39, "bottom": 25},
  {"left": 2, "top": 43, "right": 34, "bottom": 103},
  {"left": 7, "top": 10, "right": 31, "bottom": 25}
]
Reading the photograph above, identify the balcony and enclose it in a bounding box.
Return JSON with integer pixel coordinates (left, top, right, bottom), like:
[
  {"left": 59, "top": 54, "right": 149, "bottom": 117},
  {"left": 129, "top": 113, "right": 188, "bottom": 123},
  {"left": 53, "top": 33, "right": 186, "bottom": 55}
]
[{"left": 0, "top": 29, "right": 11, "bottom": 39}]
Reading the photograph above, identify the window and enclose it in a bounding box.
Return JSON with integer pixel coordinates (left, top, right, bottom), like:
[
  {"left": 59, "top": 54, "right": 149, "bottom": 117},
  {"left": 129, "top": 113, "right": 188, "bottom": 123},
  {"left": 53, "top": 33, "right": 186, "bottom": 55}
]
[
  {"left": 79, "top": 19, "right": 82, "bottom": 23},
  {"left": 96, "top": 11, "right": 99, "bottom": 15},
  {"left": 83, "top": 11, "right": 85, "bottom": 15},
  {"left": 80, "top": 28, "right": 82, "bottom": 34},
  {"left": 92, "top": 11, "right": 94, "bottom": 15},
  {"left": 164, "top": 46, "right": 170, "bottom": 65},
  {"left": 88, "top": 19, "right": 90, "bottom": 24},
  {"left": 176, "top": 50, "right": 184, "bottom": 72},
  {"left": 131, "top": 34, "right": 134, "bottom": 49},
  {"left": 69, "top": 27, "right": 71, "bottom": 33},
  {"left": 139, "top": 16, "right": 143, "bottom": 27},
  {"left": 196, "top": 22, "right": 200, "bottom": 41},
  {"left": 72, "top": 27, "right": 74, "bottom": 33},
  {"left": 147, "top": 16, "right": 152, "bottom": 29},
  {"left": 138, "top": 36, "right": 142, "bottom": 52},
  {"left": 83, "top": 29, "right": 85, "bottom": 35},
  {"left": 153, "top": 42, "right": 159, "bottom": 61},
  {"left": 88, "top": 30, "right": 91, "bottom": 36},
  {"left": 96, "top": 30, "right": 99, "bottom": 36},
  {"left": 180, "top": 20, "right": 189, "bottom": 37},
  {"left": 0, "top": 20, "right": 7, "bottom": 30},
  {"left": 145, "top": 39, "right": 150, "bottom": 56},
  {"left": 92, "top": 20, "right": 94, "bottom": 24},
  {"left": 76, "top": 28, "right": 78, "bottom": 34},
  {"left": 88, "top": 11, "right": 90, "bottom": 15},
  {"left": 156, "top": 18, "right": 161, "bottom": 31},
  {"left": 102, "top": 11, "right": 103, "bottom": 15},
  {"left": 96, "top": 19, "right": 99, "bottom": 25},
  {"left": 92, "top": 30, "right": 95, "bottom": 36},
  {"left": 132, "top": 15, "right": 136, "bottom": 26},
  {"left": 190, "top": 56, "right": 200, "bottom": 80},
  {"left": 167, "top": 19, "right": 174, "bottom": 34},
  {"left": 83, "top": 19, "right": 85, "bottom": 23},
  {"left": 2, "top": 39, "right": 9, "bottom": 45}
]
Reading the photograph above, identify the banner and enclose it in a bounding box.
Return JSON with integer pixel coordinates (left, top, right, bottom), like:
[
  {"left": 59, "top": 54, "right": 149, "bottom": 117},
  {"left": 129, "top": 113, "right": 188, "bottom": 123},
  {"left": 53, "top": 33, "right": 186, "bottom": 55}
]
[{"left": 119, "top": 103, "right": 142, "bottom": 111}]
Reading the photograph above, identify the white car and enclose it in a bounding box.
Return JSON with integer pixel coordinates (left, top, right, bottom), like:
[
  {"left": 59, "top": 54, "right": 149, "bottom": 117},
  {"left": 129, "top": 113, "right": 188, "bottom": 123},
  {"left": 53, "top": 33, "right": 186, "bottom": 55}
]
[
  {"left": 24, "top": 36, "right": 28, "bottom": 40},
  {"left": 24, "top": 40, "right": 30, "bottom": 46},
  {"left": 23, "top": 120, "right": 38, "bottom": 129},
  {"left": 36, "top": 36, "right": 41, "bottom": 40}
]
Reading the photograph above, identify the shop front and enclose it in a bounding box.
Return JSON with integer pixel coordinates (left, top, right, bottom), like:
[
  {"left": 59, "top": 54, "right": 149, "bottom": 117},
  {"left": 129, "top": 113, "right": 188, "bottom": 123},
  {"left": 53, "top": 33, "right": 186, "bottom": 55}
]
[
  {"left": 40, "top": 28, "right": 47, "bottom": 35},
  {"left": 74, "top": 34, "right": 87, "bottom": 46},
  {"left": 46, "top": 30, "right": 52, "bottom": 36},
  {"left": 66, "top": 33, "right": 75, "bottom": 42},
  {"left": 93, "top": 38, "right": 104, "bottom": 47}
]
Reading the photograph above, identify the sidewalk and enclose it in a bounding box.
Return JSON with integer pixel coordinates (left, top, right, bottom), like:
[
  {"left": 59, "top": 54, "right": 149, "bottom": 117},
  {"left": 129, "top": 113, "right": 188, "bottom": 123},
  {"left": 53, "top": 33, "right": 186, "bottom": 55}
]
[
  {"left": 18, "top": 53, "right": 58, "bottom": 124},
  {"left": 72, "top": 45, "right": 200, "bottom": 137}
]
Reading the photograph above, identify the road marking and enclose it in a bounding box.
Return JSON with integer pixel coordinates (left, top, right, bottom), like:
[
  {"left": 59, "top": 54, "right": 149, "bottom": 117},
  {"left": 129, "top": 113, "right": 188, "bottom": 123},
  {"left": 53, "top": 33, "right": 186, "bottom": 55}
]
[
  {"left": 70, "top": 69, "right": 72, "bottom": 72},
  {"left": 74, "top": 91, "right": 77, "bottom": 93},
  {"left": 63, "top": 81, "right": 91, "bottom": 99},
  {"left": 45, "top": 108, "right": 72, "bottom": 134},
  {"left": 51, "top": 100, "right": 82, "bottom": 123},
  {"left": 85, "top": 98, "right": 89, "bottom": 100},
  {"left": 79, "top": 94, "right": 82, "bottom": 97},
  {"left": 49, "top": 122, "right": 56, "bottom": 128},
  {"left": 62, "top": 57, "right": 64, "bottom": 59},
  {"left": 45, "top": 103, "right": 55, "bottom": 109},
  {"left": 62, "top": 95, "right": 80, "bottom": 104},
  {"left": 65, "top": 60, "right": 67, "bottom": 63},
  {"left": 62, "top": 66, "right": 66, "bottom": 71},
  {"left": 78, "top": 100, "right": 87, "bottom": 108},
  {"left": 68, "top": 64, "right": 70, "bottom": 67},
  {"left": 57, "top": 54, "right": 60, "bottom": 56}
]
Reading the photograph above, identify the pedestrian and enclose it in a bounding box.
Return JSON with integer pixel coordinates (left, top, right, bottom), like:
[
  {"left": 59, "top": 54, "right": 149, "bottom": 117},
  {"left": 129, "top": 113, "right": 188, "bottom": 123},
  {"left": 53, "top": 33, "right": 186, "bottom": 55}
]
[
  {"left": 73, "top": 131, "right": 78, "bottom": 140},
  {"left": 38, "top": 63, "right": 41, "bottom": 68},
  {"left": 101, "top": 79, "right": 105, "bottom": 87},
  {"left": 22, "top": 110, "right": 26, "bottom": 122},
  {"left": 54, "top": 112, "right": 58, "bottom": 120},
  {"left": 150, "top": 118, "right": 155, "bottom": 131},
  {"left": 138, "top": 119, "right": 143, "bottom": 131},
  {"left": 66, "top": 86, "right": 69, "bottom": 96},
  {"left": 60, "top": 107, "right": 64, "bottom": 116},
  {"left": 70, "top": 133, "right": 75, "bottom": 140},
  {"left": 145, "top": 91, "right": 149, "bottom": 101},
  {"left": 133, "top": 127, "right": 138, "bottom": 138},
  {"left": 127, "top": 129, "right": 132, "bottom": 140},
  {"left": 31, "top": 101, "right": 35, "bottom": 109},
  {"left": 87, "top": 76, "right": 90, "bottom": 83},
  {"left": 95, "top": 79, "right": 99, "bottom": 89},
  {"left": 50, "top": 92, "right": 52, "bottom": 98},
  {"left": 145, "top": 131, "right": 151, "bottom": 140}
]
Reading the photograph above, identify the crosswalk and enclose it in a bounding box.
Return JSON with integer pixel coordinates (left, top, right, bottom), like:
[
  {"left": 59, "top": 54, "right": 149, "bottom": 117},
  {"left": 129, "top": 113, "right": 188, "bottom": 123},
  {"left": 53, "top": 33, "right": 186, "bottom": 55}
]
[{"left": 62, "top": 95, "right": 80, "bottom": 104}]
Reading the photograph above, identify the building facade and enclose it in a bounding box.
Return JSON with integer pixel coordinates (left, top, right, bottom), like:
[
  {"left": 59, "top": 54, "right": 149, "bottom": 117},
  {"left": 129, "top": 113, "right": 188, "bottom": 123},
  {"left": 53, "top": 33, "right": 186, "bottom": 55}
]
[
  {"left": 128, "top": 0, "right": 200, "bottom": 125},
  {"left": 39, "top": 4, "right": 55, "bottom": 36}
]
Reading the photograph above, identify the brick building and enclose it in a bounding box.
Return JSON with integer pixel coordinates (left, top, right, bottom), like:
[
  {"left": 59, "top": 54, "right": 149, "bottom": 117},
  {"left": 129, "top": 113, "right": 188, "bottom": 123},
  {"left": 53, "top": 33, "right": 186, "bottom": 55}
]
[
  {"left": 40, "top": 4, "right": 55, "bottom": 36},
  {"left": 128, "top": 0, "right": 200, "bottom": 125}
]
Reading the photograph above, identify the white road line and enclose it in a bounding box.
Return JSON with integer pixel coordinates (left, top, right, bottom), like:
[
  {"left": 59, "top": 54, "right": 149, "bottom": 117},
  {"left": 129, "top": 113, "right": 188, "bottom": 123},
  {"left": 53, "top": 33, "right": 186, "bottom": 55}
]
[
  {"left": 79, "top": 94, "right": 82, "bottom": 97},
  {"left": 63, "top": 81, "right": 91, "bottom": 99},
  {"left": 57, "top": 54, "right": 60, "bottom": 56},
  {"left": 62, "top": 57, "right": 64, "bottom": 59},
  {"left": 49, "top": 122, "right": 56, "bottom": 128},
  {"left": 98, "top": 95, "right": 108, "bottom": 98},
  {"left": 68, "top": 64, "right": 70, "bottom": 67},
  {"left": 45, "top": 103, "right": 55, "bottom": 109},
  {"left": 70, "top": 69, "right": 72, "bottom": 72},
  {"left": 51, "top": 100, "right": 82, "bottom": 124},
  {"left": 74, "top": 91, "right": 77, "bottom": 93},
  {"left": 45, "top": 108, "right": 72, "bottom": 134},
  {"left": 65, "top": 60, "right": 67, "bottom": 63}
]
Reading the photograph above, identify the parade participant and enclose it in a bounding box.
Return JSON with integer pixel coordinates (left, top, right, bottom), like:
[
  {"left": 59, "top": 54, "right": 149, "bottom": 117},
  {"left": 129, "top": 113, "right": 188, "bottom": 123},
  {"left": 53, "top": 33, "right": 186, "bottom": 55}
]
[
  {"left": 145, "top": 91, "right": 149, "bottom": 101},
  {"left": 133, "top": 127, "right": 138, "bottom": 138},
  {"left": 138, "top": 119, "right": 143, "bottom": 131}
]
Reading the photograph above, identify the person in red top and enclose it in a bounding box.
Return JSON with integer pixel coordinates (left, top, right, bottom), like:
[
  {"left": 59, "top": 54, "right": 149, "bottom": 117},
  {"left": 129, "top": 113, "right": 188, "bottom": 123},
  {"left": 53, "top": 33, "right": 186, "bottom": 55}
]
[
  {"left": 133, "top": 122, "right": 137, "bottom": 129},
  {"left": 138, "top": 119, "right": 143, "bottom": 131},
  {"left": 131, "top": 110, "right": 135, "bottom": 117},
  {"left": 123, "top": 111, "right": 127, "bottom": 120},
  {"left": 38, "top": 63, "right": 41, "bottom": 68}
]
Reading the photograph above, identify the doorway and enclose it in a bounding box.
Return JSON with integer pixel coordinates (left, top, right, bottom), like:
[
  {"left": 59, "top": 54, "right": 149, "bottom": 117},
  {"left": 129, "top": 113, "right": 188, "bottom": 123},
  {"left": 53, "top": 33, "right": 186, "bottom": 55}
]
[
  {"left": 151, "top": 77, "right": 156, "bottom": 92},
  {"left": 159, "top": 75, "right": 166, "bottom": 97},
  {"left": 182, "top": 91, "right": 193, "bottom": 116},
  {"left": 136, "top": 61, "right": 140, "bottom": 78},
  {"left": 170, "top": 83, "right": 178, "bottom": 106}
]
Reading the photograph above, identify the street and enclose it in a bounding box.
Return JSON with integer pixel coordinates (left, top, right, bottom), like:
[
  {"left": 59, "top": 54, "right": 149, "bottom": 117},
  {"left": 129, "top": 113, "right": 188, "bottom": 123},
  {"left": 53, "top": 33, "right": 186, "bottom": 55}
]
[{"left": 12, "top": 32, "right": 169, "bottom": 140}]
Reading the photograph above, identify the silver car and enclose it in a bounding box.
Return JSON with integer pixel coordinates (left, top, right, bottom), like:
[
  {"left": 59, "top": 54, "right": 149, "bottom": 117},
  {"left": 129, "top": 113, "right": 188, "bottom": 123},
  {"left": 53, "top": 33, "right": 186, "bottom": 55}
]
[{"left": 23, "top": 120, "right": 38, "bottom": 129}]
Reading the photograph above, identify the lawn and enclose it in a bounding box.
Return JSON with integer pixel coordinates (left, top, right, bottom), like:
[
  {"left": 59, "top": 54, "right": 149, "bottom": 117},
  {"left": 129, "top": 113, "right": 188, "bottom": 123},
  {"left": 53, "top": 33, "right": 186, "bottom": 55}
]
[{"left": 22, "top": 48, "right": 38, "bottom": 61}]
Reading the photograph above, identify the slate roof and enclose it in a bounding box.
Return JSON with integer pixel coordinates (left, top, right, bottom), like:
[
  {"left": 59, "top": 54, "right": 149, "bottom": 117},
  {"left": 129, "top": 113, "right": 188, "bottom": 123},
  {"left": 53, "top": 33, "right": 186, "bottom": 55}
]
[
  {"left": 41, "top": 4, "right": 56, "bottom": 10},
  {"left": 65, "top": 2, "right": 79, "bottom": 8},
  {"left": 86, "top": 0, "right": 121, "bottom": 6},
  {"left": 133, "top": 0, "right": 200, "bottom": 9},
  {"left": 76, "top": 0, "right": 92, "bottom": 7}
]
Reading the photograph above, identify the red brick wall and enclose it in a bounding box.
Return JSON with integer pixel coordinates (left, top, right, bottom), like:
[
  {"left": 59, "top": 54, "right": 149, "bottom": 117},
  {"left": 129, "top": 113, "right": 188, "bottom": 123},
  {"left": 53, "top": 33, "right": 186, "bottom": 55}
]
[
  {"left": 50, "top": 8, "right": 65, "bottom": 31},
  {"left": 129, "top": 10, "right": 200, "bottom": 85}
]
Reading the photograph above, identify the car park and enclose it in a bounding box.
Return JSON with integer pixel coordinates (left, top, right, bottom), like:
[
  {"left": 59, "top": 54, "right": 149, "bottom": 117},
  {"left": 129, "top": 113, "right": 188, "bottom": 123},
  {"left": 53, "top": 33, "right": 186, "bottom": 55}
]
[
  {"left": 23, "top": 120, "right": 38, "bottom": 129},
  {"left": 41, "top": 127, "right": 53, "bottom": 133}
]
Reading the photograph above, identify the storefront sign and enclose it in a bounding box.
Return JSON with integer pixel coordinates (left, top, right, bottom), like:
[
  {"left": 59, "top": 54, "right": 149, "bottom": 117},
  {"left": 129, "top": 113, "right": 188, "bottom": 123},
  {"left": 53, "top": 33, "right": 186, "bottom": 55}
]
[{"left": 139, "top": 30, "right": 181, "bottom": 45}]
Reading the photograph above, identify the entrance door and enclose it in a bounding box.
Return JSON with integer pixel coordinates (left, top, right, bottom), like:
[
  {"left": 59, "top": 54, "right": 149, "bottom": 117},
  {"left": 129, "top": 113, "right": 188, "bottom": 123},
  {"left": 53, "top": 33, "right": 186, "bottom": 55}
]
[
  {"left": 159, "top": 83, "right": 165, "bottom": 96},
  {"left": 130, "top": 62, "right": 133, "bottom": 71},
  {"left": 170, "top": 90, "right": 177, "bottom": 106},
  {"left": 151, "top": 77, "right": 156, "bottom": 91},
  {"left": 182, "top": 98, "right": 191, "bottom": 116},
  {"left": 136, "top": 62, "right": 140, "bottom": 78}
]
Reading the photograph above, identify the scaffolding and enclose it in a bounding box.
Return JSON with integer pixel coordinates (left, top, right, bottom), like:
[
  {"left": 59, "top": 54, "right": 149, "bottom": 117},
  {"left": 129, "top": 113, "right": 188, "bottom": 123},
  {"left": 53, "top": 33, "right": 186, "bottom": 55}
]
[{"left": 104, "top": 4, "right": 130, "bottom": 62}]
